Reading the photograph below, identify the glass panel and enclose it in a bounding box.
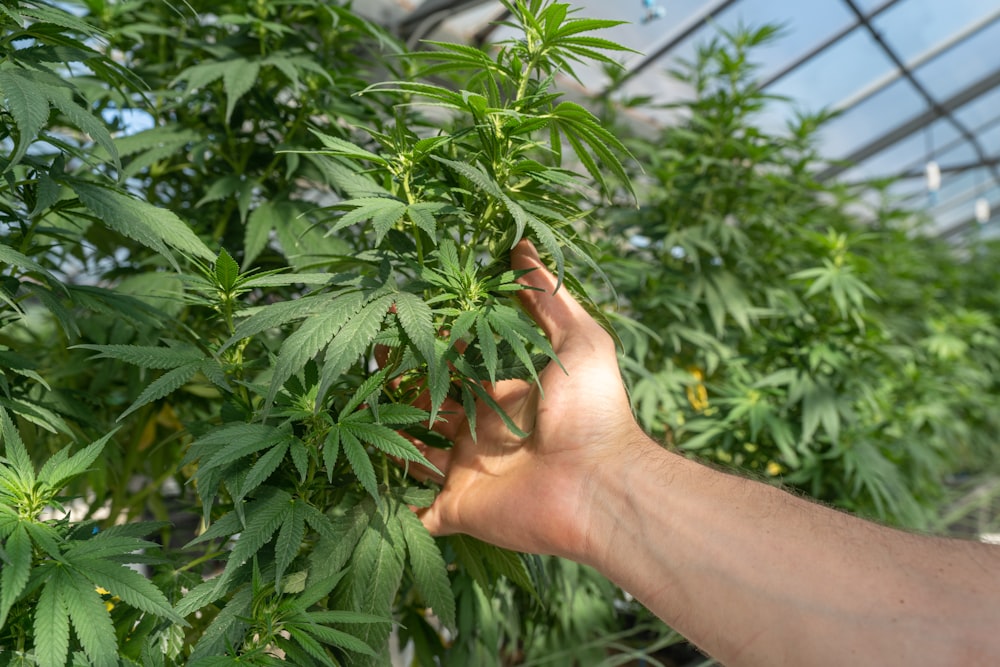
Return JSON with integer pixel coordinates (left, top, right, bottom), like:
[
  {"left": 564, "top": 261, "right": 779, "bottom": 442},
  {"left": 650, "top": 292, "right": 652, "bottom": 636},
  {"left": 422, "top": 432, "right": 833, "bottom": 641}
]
[
  {"left": 872, "top": 0, "right": 999, "bottom": 63},
  {"left": 952, "top": 85, "right": 1000, "bottom": 129},
  {"left": 768, "top": 28, "right": 895, "bottom": 113},
  {"left": 840, "top": 120, "right": 956, "bottom": 182},
  {"left": 978, "top": 123, "right": 1000, "bottom": 156},
  {"left": 815, "top": 77, "right": 927, "bottom": 161},
  {"left": 912, "top": 18, "right": 1000, "bottom": 101},
  {"left": 852, "top": 0, "right": 895, "bottom": 14},
  {"left": 704, "top": 0, "right": 855, "bottom": 82}
]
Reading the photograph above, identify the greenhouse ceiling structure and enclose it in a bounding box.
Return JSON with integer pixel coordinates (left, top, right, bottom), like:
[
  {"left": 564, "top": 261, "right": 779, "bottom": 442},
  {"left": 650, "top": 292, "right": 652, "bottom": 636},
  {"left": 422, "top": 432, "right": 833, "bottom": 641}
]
[{"left": 358, "top": 0, "right": 1000, "bottom": 243}]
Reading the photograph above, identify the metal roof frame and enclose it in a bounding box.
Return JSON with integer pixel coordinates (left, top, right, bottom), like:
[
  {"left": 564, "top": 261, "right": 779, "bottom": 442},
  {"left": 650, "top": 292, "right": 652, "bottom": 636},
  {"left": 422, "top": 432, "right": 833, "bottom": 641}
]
[{"left": 816, "top": 66, "right": 1000, "bottom": 181}]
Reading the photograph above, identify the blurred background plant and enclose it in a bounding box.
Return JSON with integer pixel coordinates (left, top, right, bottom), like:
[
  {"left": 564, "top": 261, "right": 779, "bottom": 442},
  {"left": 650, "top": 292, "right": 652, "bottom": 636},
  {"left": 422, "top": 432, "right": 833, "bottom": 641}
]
[{"left": 0, "top": 1, "right": 997, "bottom": 665}]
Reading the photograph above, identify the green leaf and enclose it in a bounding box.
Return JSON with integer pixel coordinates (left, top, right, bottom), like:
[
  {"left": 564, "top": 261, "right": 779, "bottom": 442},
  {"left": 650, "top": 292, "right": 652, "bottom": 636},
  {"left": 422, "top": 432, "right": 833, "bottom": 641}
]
[
  {"left": 225, "top": 291, "right": 340, "bottom": 350},
  {"left": 222, "top": 58, "right": 260, "bottom": 124},
  {"left": 118, "top": 362, "right": 201, "bottom": 420},
  {"left": 0, "top": 407, "right": 35, "bottom": 488},
  {"left": 214, "top": 248, "right": 240, "bottom": 292},
  {"left": 76, "top": 558, "right": 185, "bottom": 624},
  {"left": 339, "top": 507, "right": 406, "bottom": 666},
  {"left": 341, "top": 429, "right": 378, "bottom": 500},
  {"left": 339, "top": 421, "right": 439, "bottom": 472},
  {"left": 231, "top": 437, "right": 289, "bottom": 502},
  {"left": 308, "top": 131, "right": 389, "bottom": 166},
  {"left": 274, "top": 501, "right": 306, "bottom": 591},
  {"left": 0, "top": 69, "right": 48, "bottom": 168},
  {"left": 295, "top": 621, "right": 377, "bottom": 657},
  {"left": 398, "top": 507, "right": 456, "bottom": 631},
  {"left": 35, "top": 574, "right": 70, "bottom": 667},
  {"left": 244, "top": 201, "right": 280, "bottom": 268},
  {"left": 329, "top": 197, "right": 407, "bottom": 245},
  {"left": 45, "top": 86, "right": 120, "bottom": 171},
  {"left": 266, "top": 290, "right": 370, "bottom": 408},
  {"left": 73, "top": 343, "right": 205, "bottom": 370},
  {"left": 0, "top": 524, "right": 31, "bottom": 628},
  {"left": 394, "top": 292, "right": 436, "bottom": 362},
  {"left": 0, "top": 243, "right": 59, "bottom": 284},
  {"left": 41, "top": 430, "right": 113, "bottom": 490},
  {"left": 71, "top": 181, "right": 215, "bottom": 266},
  {"left": 317, "top": 293, "right": 395, "bottom": 406},
  {"left": 63, "top": 571, "right": 117, "bottom": 667},
  {"left": 323, "top": 426, "right": 342, "bottom": 483},
  {"left": 227, "top": 488, "right": 293, "bottom": 569}
]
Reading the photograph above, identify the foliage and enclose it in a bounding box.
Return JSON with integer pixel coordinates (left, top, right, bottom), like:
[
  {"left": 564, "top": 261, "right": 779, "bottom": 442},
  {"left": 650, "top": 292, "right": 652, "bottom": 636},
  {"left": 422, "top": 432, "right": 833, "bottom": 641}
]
[
  {"left": 1, "top": 1, "right": 999, "bottom": 665},
  {"left": 596, "top": 25, "right": 1000, "bottom": 527}
]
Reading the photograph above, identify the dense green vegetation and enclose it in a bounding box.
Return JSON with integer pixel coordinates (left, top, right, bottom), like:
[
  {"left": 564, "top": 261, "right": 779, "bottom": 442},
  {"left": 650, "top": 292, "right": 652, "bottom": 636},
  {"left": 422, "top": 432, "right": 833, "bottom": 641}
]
[{"left": 0, "top": 1, "right": 997, "bottom": 664}]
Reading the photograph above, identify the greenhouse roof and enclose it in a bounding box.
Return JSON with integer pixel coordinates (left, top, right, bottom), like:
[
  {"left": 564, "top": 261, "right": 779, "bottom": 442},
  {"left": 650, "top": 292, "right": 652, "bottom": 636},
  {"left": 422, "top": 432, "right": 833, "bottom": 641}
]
[{"left": 365, "top": 0, "right": 1000, "bottom": 242}]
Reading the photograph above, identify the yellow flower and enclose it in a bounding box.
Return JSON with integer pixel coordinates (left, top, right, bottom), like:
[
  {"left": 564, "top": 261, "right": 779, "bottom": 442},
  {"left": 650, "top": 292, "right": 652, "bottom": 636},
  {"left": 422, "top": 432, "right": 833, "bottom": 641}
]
[{"left": 685, "top": 367, "right": 709, "bottom": 412}]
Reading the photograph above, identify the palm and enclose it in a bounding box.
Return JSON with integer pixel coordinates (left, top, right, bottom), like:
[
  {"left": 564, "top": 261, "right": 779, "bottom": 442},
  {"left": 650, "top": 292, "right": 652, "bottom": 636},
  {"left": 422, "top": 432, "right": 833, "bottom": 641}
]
[{"left": 417, "top": 242, "right": 642, "bottom": 559}]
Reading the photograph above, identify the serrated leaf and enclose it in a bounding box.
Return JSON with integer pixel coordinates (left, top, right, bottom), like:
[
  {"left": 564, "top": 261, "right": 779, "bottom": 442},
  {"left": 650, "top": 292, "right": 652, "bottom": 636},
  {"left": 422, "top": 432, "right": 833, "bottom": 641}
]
[
  {"left": 0, "top": 244, "right": 58, "bottom": 283},
  {"left": 227, "top": 488, "right": 292, "bottom": 569},
  {"left": 323, "top": 426, "right": 341, "bottom": 483},
  {"left": 225, "top": 291, "right": 339, "bottom": 350},
  {"left": 71, "top": 182, "right": 214, "bottom": 266},
  {"left": 231, "top": 437, "right": 289, "bottom": 502},
  {"left": 119, "top": 362, "right": 200, "bottom": 421},
  {"left": 340, "top": 367, "right": 391, "bottom": 418},
  {"left": 0, "top": 524, "right": 31, "bottom": 628},
  {"left": 290, "top": 438, "right": 309, "bottom": 482},
  {"left": 0, "top": 69, "right": 55, "bottom": 169},
  {"left": 35, "top": 573, "right": 70, "bottom": 667},
  {"left": 0, "top": 407, "right": 35, "bottom": 488},
  {"left": 73, "top": 343, "right": 205, "bottom": 370},
  {"left": 43, "top": 430, "right": 113, "bottom": 490},
  {"left": 394, "top": 292, "right": 435, "bottom": 362},
  {"left": 222, "top": 58, "right": 260, "bottom": 124},
  {"left": 0, "top": 70, "right": 49, "bottom": 169},
  {"left": 340, "top": 421, "right": 438, "bottom": 473},
  {"left": 63, "top": 571, "right": 117, "bottom": 667},
  {"left": 214, "top": 248, "right": 240, "bottom": 292},
  {"left": 297, "top": 622, "right": 377, "bottom": 656},
  {"left": 45, "top": 85, "right": 120, "bottom": 171},
  {"left": 398, "top": 507, "right": 455, "bottom": 631},
  {"left": 339, "top": 508, "right": 405, "bottom": 666},
  {"left": 317, "top": 293, "right": 395, "bottom": 406},
  {"left": 308, "top": 131, "right": 389, "bottom": 166},
  {"left": 186, "top": 584, "right": 252, "bottom": 659},
  {"left": 274, "top": 502, "right": 307, "bottom": 591},
  {"left": 284, "top": 625, "right": 338, "bottom": 664},
  {"left": 244, "top": 201, "right": 279, "bottom": 268},
  {"left": 341, "top": 430, "right": 378, "bottom": 500},
  {"left": 75, "top": 558, "right": 184, "bottom": 624},
  {"left": 267, "top": 291, "right": 369, "bottom": 408}
]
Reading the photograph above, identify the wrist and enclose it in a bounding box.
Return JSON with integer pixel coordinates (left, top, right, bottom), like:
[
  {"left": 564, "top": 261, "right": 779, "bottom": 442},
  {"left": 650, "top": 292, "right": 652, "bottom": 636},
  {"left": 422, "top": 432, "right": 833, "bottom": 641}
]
[{"left": 572, "top": 427, "right": 682, "bottom": 572}]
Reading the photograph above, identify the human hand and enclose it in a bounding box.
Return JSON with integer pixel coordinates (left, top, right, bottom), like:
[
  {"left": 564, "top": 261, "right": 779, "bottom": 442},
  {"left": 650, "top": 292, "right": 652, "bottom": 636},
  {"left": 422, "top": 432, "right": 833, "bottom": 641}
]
[{"left": 411, "top": 240, "right": 650, "bottom": 562}]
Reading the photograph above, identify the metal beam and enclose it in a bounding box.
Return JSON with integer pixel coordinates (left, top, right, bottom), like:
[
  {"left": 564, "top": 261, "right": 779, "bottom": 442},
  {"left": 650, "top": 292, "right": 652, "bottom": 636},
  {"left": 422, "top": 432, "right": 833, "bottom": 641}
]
[
  {"left": 817, "top": 45, "right": 1000, "bottom": 180},
  {"left": 397, "top": 0, "right": 493, "bottom": 45},
  {"left": 603, "top": 0, "right": 741, "bottom": 95},
  {"left": 835, "top": 0, "right": 1000, "bottom": 189},
  {"left": 938, "top": 206, "right": 998, "bottom": 240},
  {"left": 757, "top": 0, "right": 905, "bottom": 91},
  {"left": 829, "top": 7, "right": 1000, "bottom": 117},
  {"left": 889, "top": 158, "right": 1000, "bottom": 181}
]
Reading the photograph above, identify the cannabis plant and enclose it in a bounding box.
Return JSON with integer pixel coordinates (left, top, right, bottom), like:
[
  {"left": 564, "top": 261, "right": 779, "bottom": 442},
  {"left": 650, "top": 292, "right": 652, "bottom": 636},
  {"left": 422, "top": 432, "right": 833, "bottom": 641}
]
[
  {"left": 597, "top": 25, "right": 1000, "bottom": 528},
  {"left": 1, "top": 0, "right": 650, "bottom": 664}
]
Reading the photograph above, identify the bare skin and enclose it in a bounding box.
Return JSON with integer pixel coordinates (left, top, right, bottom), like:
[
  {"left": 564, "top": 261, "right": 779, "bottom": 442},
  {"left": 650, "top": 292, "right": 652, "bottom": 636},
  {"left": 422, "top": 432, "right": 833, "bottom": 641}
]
[{"left": 413, "top": 240, "right": 1000, "bottom": 667}]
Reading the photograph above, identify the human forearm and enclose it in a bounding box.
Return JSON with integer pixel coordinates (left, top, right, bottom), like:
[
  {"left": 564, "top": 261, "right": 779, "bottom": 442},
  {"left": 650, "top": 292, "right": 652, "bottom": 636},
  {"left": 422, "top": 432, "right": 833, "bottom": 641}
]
[{"left": 579, "top": 437, "right": 1000, "bottom": 667}]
